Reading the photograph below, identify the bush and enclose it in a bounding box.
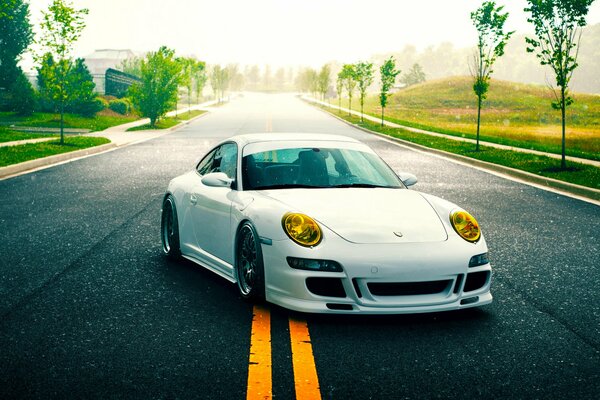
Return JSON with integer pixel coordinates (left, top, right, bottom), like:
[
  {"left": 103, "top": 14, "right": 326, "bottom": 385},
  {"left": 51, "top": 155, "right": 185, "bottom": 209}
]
[
  {"left": 11, "top": 71, "right": 36, "bottom": 115},
  {"left": 71, "top": 97, "right": 105, "bottom": 118},
  {"left": 109, "top": 99, "right": 129, "bottom": 114}
]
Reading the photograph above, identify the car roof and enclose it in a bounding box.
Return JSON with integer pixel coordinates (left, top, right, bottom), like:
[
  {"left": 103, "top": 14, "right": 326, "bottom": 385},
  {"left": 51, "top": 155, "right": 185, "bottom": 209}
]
[{"left": 229, "top": 133, "right": 361, "bottom": 147}]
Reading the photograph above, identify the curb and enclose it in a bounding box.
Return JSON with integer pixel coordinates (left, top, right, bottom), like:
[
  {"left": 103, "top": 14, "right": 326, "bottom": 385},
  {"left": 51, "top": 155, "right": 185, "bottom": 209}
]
[
  {"left": 0, "top": 142, "right": 117, "bottom": 180},
  {"left": 319, "top": 106, "right": 600, "bottom": 203}
]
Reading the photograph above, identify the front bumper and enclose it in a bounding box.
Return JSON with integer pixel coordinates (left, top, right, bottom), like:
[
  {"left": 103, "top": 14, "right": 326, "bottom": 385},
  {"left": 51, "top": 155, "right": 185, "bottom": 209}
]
[{"left": 261, "top": 234, "right": 492, "bottom": 314}]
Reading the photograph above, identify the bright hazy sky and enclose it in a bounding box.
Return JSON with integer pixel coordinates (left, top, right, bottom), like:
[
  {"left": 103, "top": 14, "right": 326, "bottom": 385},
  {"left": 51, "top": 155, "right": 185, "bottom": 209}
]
[{"left": 26, "top": 0, "right": 600, "bottom": 67}]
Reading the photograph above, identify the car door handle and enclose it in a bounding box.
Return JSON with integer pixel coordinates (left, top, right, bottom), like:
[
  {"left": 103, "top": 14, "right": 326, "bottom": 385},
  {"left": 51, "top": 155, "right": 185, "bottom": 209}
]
[{"left": 190, "top": 194, "right": 198, "bottom": 205}]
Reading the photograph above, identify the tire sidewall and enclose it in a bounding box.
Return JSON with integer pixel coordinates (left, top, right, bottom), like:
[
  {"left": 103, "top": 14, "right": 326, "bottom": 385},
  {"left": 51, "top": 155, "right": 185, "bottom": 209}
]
[{"left": 161, "top": 195, "right": 181, "bottom": 259}]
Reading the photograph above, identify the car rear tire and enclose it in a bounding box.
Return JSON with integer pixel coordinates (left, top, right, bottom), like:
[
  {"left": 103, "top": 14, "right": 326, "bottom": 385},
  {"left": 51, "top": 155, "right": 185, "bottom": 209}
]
[
  {"left": 161, "top": 195, "right": 181, "bottom": 259},
  {"left": 236, "top": 222, "right": 265, "bottom": 301}
]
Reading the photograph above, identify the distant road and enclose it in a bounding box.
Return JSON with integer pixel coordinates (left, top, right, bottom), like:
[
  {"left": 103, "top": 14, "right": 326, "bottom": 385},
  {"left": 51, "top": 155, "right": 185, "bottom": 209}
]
[{"left": 1, "top": 93, "right": 598, "bottom": 399}]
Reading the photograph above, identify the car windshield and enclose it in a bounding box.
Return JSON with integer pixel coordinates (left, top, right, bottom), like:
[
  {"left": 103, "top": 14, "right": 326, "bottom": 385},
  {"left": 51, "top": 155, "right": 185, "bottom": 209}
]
[{"left": 242, "top": 147, "right": 403, "bottom": 190}]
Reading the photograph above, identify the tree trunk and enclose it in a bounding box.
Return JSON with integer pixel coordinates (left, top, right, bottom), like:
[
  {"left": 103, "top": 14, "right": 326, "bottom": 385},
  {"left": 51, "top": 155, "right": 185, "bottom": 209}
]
[
  {"left": 60, "top": 100, "right": 64, "bottom": 145},
  {"left": 381, "top": 106, "right": 384, "bottom": 127},
  {"left": 348, "top": 96, "right": 352, "bottom": 117},
  {"left": 561, "top": 86, "right": 566, "bottom": 169},
  {"left": 360, "top": 98, "right": 364, "bottom": 122},
  {"left": 338, "top": 96, "right": 341, "bottom": 114},
  {"left": 476, "top": 94, "right": 482, "bottom": 152}
]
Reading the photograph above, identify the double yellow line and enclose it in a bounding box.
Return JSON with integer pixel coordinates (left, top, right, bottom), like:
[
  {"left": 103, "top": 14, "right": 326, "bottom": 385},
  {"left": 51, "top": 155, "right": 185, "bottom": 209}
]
[{"left": 246, "top": 305, "right": 321, "bottom": 400}]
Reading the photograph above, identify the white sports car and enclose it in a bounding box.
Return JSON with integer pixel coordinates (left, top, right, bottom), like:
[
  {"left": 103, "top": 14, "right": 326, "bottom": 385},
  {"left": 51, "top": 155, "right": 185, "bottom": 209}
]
[{"left": 161, "top": 133, "right": 492, "bottom": 314}]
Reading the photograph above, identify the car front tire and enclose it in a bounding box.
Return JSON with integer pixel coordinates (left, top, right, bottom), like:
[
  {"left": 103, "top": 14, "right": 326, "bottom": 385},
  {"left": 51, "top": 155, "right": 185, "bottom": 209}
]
[{"left": 236, "top": 222, "right": 265, "bottom": 301}]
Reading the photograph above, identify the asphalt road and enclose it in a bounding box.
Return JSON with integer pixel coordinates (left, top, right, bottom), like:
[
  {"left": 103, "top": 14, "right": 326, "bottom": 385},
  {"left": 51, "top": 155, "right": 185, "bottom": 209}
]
[{"left": 1, "top": 93, "right": 598, "bottom": 399}]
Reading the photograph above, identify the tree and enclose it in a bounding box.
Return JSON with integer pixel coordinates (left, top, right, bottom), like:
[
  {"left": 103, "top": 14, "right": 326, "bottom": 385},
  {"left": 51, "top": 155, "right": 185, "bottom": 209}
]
[
  {"left": 129, "top": 46, "right": 182, "bottom": 127},
  {"left": 317, "top": 64, "right": 331, "bottom": 101},
  {"left": 178, "top": 57, "right": 195, "bottom": 112},
  {"left": 335, "top": 74, "right": 344, "bottom": 113},
  {"left": 470, "top": 1, "right": 513, "bottom": 151},
  {"left": 525, "top": 0, "right": 594, "bottom": 169},
  {"left": 339, "top": 64, "right": 357, "bottom": 116},
  {"left": 354, "top": 61, "right": 374, "bottom": 122},
  {"left": 210, "top": 65, "right": 230, "bottom": 102},
  {"left": 118, "top": 56, "right": 142, "bottom": 77},
  {"left": 0, "top": 0, "right": 33, "bottom": 91},
  {"left": 379, "top": 57, "right": 401, "bottom": 126},
  {"left": 65, "top": 58, "right": 102, "bottom": 117},
  {"left": 36, "top": 0, "right": 88, "bottom": 144},
  {"left": 400, "top": 63, "right": 426, "bottom": 87},
  {"left": 194, "top": 61, "right": 207, "bottom": 103},
  {"left": 0, "top": 0, "right": 33, "bottom": 114}
]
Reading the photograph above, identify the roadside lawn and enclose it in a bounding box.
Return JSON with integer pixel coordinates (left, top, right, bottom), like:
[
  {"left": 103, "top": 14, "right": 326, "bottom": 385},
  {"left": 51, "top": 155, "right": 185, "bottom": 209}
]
[
  {"left": 0, "top": 137, "right": 111, "bottom": 167},
  {"left": 319, "top": 107, "right": 600, "bottom": 190},
  {"left": 333, "top": 77, "right": 600, "bottom": 161},
  {"left": 127, "top": 110, "right": 206, "bottom": 131},
  {"left": 0, "top": 127, "right": 57, "bottom": 143},
  {"left": 0, "top": 110, "right": 138, "bottom": 132}
]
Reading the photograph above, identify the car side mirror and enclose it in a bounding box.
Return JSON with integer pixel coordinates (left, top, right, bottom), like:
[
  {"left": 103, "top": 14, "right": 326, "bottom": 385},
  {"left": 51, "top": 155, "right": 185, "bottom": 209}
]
[
  {"left": 201, "top": 172, "right": 234, "bottom": 188},
  {"left": 397, "top": 172, "right": 418, "bottom": 187}
]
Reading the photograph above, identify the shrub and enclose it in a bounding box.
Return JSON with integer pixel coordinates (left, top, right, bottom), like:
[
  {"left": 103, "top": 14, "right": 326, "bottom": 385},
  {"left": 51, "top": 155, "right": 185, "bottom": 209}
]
[
  {"left": 109, "top": 99, "right": 129, "bottom": 114},
  {"left": 10, "top": 71, "right": 35, "bottom": 115},
  {"left": 71, "top": 97, "right": 105, "bottom": 118}
]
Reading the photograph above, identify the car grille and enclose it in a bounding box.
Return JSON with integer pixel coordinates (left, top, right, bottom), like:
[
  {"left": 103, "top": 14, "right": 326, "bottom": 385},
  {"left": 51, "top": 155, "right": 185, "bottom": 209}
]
[{"left": 367, "top": 280, "right": 452, "bottom": 296}]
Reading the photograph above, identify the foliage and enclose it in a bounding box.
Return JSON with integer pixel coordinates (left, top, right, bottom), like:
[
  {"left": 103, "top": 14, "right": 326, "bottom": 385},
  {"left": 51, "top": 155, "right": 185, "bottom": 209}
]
[
  {"left": 296, "top": 68, "right": 318, "bottom": 94},
  {"left": 525, "top": 0, "right": 594, "bottom": 168},
  {"left": 317, "top": 65, "right": 331, "bottom": 100},
  {"left": 470, "top": 1, "right": 513, "bottom": 151},
  {"left": 2, "top": 110, "right": 137, "bottom": 132},
  {"left": 379, "top": 57, "right": 401, "bottom": 126},
  {"left": 36, "top": 0, "right": 88, "bottom": 144},
  {"left": 400, "top": 63, "right": 426, "bottom": 87},
  {"left": 109, "top": 99, "right": 129, "bottom": 115},
  {"left": 0, "top": 0, "right": 33, "bottom": 89},
  {"left": 2, "top": 68, "right": 35, "bottom": 115},
  {"left": 339, "top": 64, "right": 357, "bottom": 116},
  {"left": 66, "top": 58, "right": 101, "bottom": 117},
  {"left": 227, "top": 64, "right": 245, "bottom": 92},
  {"left": 128, "top": 46, "right": 182, "bottom": 127}
]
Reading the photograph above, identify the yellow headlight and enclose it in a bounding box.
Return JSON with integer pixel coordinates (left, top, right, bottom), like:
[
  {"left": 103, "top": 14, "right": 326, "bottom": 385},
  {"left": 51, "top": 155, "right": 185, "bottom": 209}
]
[
  {"left": 450, "top": 210, "right": 481, "bottom": 242},
  {"left": 282, "top": 213, "right": 322, "bottom": 247}
]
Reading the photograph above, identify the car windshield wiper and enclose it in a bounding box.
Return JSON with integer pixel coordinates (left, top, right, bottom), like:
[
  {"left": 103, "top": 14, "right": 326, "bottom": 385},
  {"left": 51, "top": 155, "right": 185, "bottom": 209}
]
[
  {"left": 254, "top": 184, "right": 329, "bottom": 190},
  {"left": 332, "top": 183, "right": 396, "bottom": 188}
]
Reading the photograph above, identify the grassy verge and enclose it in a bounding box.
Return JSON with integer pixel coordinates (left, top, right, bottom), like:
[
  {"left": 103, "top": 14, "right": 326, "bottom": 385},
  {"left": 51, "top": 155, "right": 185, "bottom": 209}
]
[
  {"left": 320, "top": 106, "right": 600, "bottom": 189},
  {"left": 126, "top": 110, "right": 206, "bottom": 132},
  {"left": 0, "top": 111, "right": 138, "bottom": 132},
  {"left": 330, "top": 76, "right": 600, "bottom": 161},
  {"left": 0, "top": 127, "right": 57, "bottom": 143},
  {"left": 0, "top": 136, "right": 111, "bottom": 167}
]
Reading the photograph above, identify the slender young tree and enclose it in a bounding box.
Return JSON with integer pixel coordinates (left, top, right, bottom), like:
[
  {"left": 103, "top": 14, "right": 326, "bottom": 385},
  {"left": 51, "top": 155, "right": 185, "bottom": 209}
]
[
  {"left": 340, "top": 64, "right": 357, "bottom": 117},
  {"left": 335, "top": 74, "right": 344, "bottom": 114},
  {"left": 525, "top": 0, "right": 594, "bottom": 169},
  {"left": 379, "top": 57, "right": 401, "bottom": 126},
  {"left": 470, "top": 1, "right": 513, "bottom": 151},
  {"left": 37, "top": 0, "right": 88, "bottom": 144},
  {"left": 194, "top": 61, "right": 207, "bottom": 103},
  {"left": 317, "top": 64, "right": 331, "bottom": 101},
  {"left": 354, "top": 61, "right": 374, "bottom": 122}
]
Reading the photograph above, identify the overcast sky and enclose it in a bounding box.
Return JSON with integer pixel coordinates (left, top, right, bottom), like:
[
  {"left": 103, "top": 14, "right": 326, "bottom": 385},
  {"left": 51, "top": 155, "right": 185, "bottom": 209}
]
[{"left": 25, "top": 0, "right": 600, "bottom": 67}]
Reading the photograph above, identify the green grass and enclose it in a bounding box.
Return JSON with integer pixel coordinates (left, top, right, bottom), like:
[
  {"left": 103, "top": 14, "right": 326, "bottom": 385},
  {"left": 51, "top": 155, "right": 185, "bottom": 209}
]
[
  {"left": 324, "top": 109, "right": 600, "bottom": 190},
  {"left": 126, "top": 110, "right": 206, "bottom": 132},
  {"left": 0, "top": 127, "right": 57, "bottom": 143},
  {"left": 334, "top": 76, "right": 600, "bottom": 161},
  {"left": 0, "top": 136, "right": 111, "bottom": 167},
  {"left": 0, "top": 111, "right": 138, "bottom": 132}
]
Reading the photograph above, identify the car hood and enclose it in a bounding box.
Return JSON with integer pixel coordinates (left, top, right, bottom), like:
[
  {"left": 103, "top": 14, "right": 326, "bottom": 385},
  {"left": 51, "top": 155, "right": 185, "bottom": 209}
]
[{"left": 262, "top": 188, "right": 448, "bottom": 244}]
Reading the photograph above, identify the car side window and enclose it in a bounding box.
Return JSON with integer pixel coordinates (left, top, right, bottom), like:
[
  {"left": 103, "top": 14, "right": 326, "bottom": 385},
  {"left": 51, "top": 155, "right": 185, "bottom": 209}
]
[
  {"left": 216, "top": 143, "right": 238, "bottom": 179},
  {"left": 196, "top": 148, "right": 217, "bottom": 176}
]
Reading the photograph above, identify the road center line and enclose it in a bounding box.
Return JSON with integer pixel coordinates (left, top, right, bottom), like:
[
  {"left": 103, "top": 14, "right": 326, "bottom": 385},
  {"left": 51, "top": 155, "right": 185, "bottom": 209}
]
[
  {"left": 247, "top": 305, "right": 272, "bottom": 400},
  {"left": 289, "top": 318, "right": 322, "bottom": 400}
]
